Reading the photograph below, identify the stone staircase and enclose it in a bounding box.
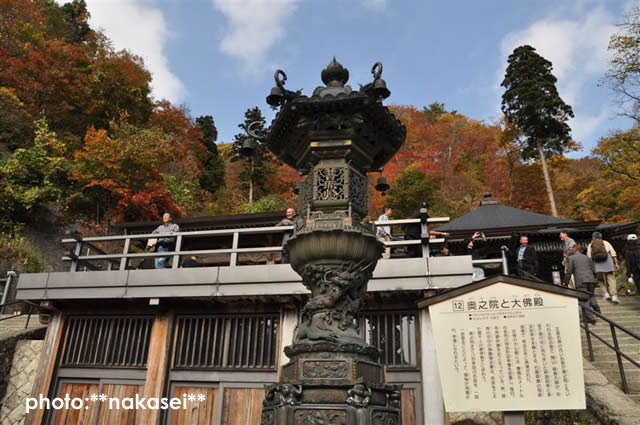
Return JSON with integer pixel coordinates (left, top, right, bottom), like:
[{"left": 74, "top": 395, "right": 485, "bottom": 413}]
[
  {"left": 0, "top": 313, "right": 45, "bottom": 340},
  {"left": 581, "top": 294, "right": 640, "bottom": 403}
]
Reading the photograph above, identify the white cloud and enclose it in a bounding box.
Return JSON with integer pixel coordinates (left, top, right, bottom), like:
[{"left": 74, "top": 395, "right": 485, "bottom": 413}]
[
  {"left": 499, "top": 5, "right": 615, "bottom": 106},
  {"left": 362, "top": 0, "right": 386, "bottom": 10},
  {"left": 213, "top": 0, "right": 298, "bottom": 75},
  {"left": 85, "top": 0, "right": 185, "bottom": 102},
  {"left": 570, "top": 106, "right": 612, "bottom": 149}
]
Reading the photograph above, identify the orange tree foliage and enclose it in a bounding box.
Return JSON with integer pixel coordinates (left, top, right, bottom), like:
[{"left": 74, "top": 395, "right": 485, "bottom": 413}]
[
  {"left": 0, "top": 0, "right": 153, "bottom": 145},
  {"left": 373, "top": 106, "right": 506, "bottom": 218},
  {"left": 73, "top": 120, "right": 184, "bottom": 222}
]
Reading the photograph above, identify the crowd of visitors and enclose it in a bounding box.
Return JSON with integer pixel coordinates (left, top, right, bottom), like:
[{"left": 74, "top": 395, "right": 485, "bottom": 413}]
[{"left": 145, "top": 209, "right": 639, "bottom": 308}]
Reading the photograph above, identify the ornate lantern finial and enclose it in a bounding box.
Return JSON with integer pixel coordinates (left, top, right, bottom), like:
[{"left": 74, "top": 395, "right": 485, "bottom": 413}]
[{"left": 321, "top": 57, "right": 349, "bottom": 86}]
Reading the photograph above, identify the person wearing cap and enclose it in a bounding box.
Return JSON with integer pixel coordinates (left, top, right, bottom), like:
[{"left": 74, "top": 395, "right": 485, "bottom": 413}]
[
  {"left": 587, "top": 231, "right": 620, "bottom": 304},
  {"left": 625, "top": 234, "right": 640, "bottom": 294}
]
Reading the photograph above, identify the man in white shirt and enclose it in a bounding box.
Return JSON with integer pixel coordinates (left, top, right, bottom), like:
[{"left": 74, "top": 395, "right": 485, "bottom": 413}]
[{"left": 377, "top": 206, "right": 392, "bottom": 259}]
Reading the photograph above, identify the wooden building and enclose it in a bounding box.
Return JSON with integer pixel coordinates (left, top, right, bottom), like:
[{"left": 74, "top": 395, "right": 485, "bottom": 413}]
[
  {"left": 16, "top": 213, "right": 475, "bottom": 425},
  {"left": 436, "top": 193, "right": 639, "bottom": 281}
]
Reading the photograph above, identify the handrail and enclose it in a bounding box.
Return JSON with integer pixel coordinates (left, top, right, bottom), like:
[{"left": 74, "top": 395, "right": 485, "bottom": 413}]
[
  {"left": 58, "top": 217, "right": 454, "bottom": 272},
  {"left": 581, "top": 305, "right": 640, "bottom": 394},
  {"left": 59, "top": 225, "right": 295, "bottom": 244},
  {"left": 372, "top": 217, "right": 450, "bottom": 226},
  {"left": 0, "top": 300, "right": 38, "bottom": 329}
]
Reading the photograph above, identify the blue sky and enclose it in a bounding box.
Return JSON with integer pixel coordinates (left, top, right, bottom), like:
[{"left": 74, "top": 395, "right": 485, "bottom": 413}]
[{"left": 84, "top": 0, "right": 633, "bottom": 155}]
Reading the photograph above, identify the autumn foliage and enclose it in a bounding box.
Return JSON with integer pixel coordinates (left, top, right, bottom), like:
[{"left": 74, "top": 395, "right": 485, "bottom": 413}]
[{"left": 0, "top": 0, "right": 637, "bottom": 241}]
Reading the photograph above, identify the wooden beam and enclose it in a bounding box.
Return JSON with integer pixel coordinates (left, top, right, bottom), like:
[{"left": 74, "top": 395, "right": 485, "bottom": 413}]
[
  {"left": 24, "top": 312, "right": 65, "bottom": 425},
  {"left": 138, "top": 311, "right": 173, "bottom": 425}
]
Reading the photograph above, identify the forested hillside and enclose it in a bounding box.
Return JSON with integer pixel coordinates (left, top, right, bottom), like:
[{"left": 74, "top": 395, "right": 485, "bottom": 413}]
[{"left": 1, "top": 0, "right": 638, "bottom": 272}]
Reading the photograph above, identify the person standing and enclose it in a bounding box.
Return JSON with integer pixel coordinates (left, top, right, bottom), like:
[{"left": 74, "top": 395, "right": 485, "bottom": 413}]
[
  {"left": 152, "top": 212, "right": 180, "bottom": 269},
  {"left": 560, "top": 230, "right": 577, "bottom": 288},
  {"left": 587, "top": 232, "right": 620, "bottom": 304},
  {"left": 560, "top": 230, "right": 576, "bottom": 264},
  {"left": 564, "top": 244, "right": 600, "bottom": 324},
  {"left": 502, "top": 235, "right": 539, "bottom": 278},
  {"left": 377, "top": 206, "right": 393, "bottom": 259},
  {"left": 276, "top": 207, "right": 304, "bottom": 264},
  {"left": 625, "top": 234, "right": 640, "bottom": 294}
]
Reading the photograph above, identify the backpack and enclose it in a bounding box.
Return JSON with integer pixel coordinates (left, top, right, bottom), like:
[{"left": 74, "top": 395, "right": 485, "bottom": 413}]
[{"left": 591, "top": 239, "right": 608, "bottom": 262}]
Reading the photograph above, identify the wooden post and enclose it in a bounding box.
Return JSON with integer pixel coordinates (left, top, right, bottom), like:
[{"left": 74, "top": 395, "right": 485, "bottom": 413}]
[
  {"left": 504, "top": 411, "right": 525, "bottom": 425},
  {"left": 138, "top": 312, "right": 173, "bottom": 425},
  {"left": 23, "top": 312, "right": 65, "bottom": 425},
  {"left": 172, "top": 235, "right": 182, "bottom": 269},
  {"left": 230, "top": 232, "right": 239, "bottom": 267},
  {"left": 419, "top": 308, "right": 445, "bottom": 425},
  {"left": 119, "top": 237, "right": 130, "bottom": 271}
]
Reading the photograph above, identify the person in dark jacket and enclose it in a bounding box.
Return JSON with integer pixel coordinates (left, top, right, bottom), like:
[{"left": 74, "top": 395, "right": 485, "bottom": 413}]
[
  {"left": 564, "top": 244, "right": 600, "bottom": 323},
  {"left": 625, "top": 234, "right": 640, "bottom": 294},
  {"left": 182, "top": 256, "right": 201, "bottom": 268},
  {"left": 403, "top": 203, "right": 448, "bottom": 258},
  {"left": 502, "top": 235, "right": 539, "bottom": 278}
]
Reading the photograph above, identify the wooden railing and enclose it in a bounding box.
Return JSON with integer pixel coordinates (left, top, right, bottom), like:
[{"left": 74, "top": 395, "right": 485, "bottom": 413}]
[{"left": 60, "top": 216, "right": 454, "bottom": 272}]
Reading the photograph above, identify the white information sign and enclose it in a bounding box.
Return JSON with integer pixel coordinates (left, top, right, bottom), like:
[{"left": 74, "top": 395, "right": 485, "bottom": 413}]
[{"left": 429, "top": 282, "right": 586, "bottom": 412}]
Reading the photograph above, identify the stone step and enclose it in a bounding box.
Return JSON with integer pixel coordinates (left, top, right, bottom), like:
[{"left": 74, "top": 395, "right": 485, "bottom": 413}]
[
  {"left": 581, "top": 343, "right": 638, "bottom": 356},
  {"left": 0, "top": 314, "right": 45, "bottom": 340},
  {"left": 597, "top": 308, "right": 640, "bottom": 315},
  {"left": 599, "top": 303, "right": 640, "bottom": 310},
  {"left": 581, "top": 333, "right": 640, "bottom": 346},
  {"left": 582, "top": 325, "right": 640, "bottom": 335},
  {"left": 598, "top": 305, "right": 640, "bottom": 310},
  {"left": 591, "top": 359, "right": 640, "bottom": 373},
  {"left": 602, "top": 376, "right": 640, "bottom": 392},
  {"left": 630, "top": 393, "right": 640, "bottom": 403},
  {"left": 583, "top": 351, "right": 640, "bottom": 362}
]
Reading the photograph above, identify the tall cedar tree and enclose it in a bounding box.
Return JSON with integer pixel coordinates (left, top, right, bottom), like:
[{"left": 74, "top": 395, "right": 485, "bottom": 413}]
[
  {"left": 196, "top": 115, "right": 225, "bottom": 194},
  {"left": 501, "top": 45, "right": 574, "bottom": 217},
  {"left": 231, "top": 107, "right": 278, "bottom": 203}
]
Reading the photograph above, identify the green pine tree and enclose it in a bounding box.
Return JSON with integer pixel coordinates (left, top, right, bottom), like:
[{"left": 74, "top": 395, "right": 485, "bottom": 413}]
[
  {"left": 196, "top": 115, "right": 225, "bottom": 194},
  {"left": 501, "top": 45, "right": 574, "bottom": 217},
  {"left": 231, "top": 107, "right": 279, "bottom": 203}
]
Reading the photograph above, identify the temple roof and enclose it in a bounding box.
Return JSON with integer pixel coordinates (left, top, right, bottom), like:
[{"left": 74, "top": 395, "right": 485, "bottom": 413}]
[{"left": 437, "top": 193, "right": 576, "bottom": 232}]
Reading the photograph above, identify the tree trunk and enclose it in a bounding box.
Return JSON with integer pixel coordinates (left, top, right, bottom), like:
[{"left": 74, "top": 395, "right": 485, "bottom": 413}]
[{"left": 536, "top": 140, "right": 558, "bottom": 217}]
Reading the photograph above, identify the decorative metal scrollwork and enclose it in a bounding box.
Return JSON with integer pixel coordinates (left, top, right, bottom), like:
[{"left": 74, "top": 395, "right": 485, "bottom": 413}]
[
  {"left": 247, "top": 121, "right": 267, "bottom": 142},
  {"left": 315, "top": 167, "right": 346, "bottom": 201},
  {"left": 371, "top": 62, "right": 383, "bottom": 80},
  {"left": 349, "top": 170, "right": 368, "bottom": 213},
  {"left": 275, "top": 69, "right": 287, "bottom": 90}
]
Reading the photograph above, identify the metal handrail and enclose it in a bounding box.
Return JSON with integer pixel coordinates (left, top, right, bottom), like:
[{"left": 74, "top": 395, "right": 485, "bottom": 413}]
[
  {"left": 581, "top": 305, "right": 640, "bottom": 394},
  {"left": 0, "top": 300, "right": 39, "bottom": 329}
]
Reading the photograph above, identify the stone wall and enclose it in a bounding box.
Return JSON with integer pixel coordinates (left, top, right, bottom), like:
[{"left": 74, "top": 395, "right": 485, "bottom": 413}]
[
  {"left": 0, "top": 327, "right": 45, "bottom": 404},
  {"left": 0, "top": 340, "right": 44, "bottom": 425}
]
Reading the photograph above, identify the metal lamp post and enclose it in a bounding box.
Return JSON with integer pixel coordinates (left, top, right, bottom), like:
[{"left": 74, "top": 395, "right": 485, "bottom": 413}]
[{"left": 253, "top": 58, "right": 407, "bottom": 425}]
